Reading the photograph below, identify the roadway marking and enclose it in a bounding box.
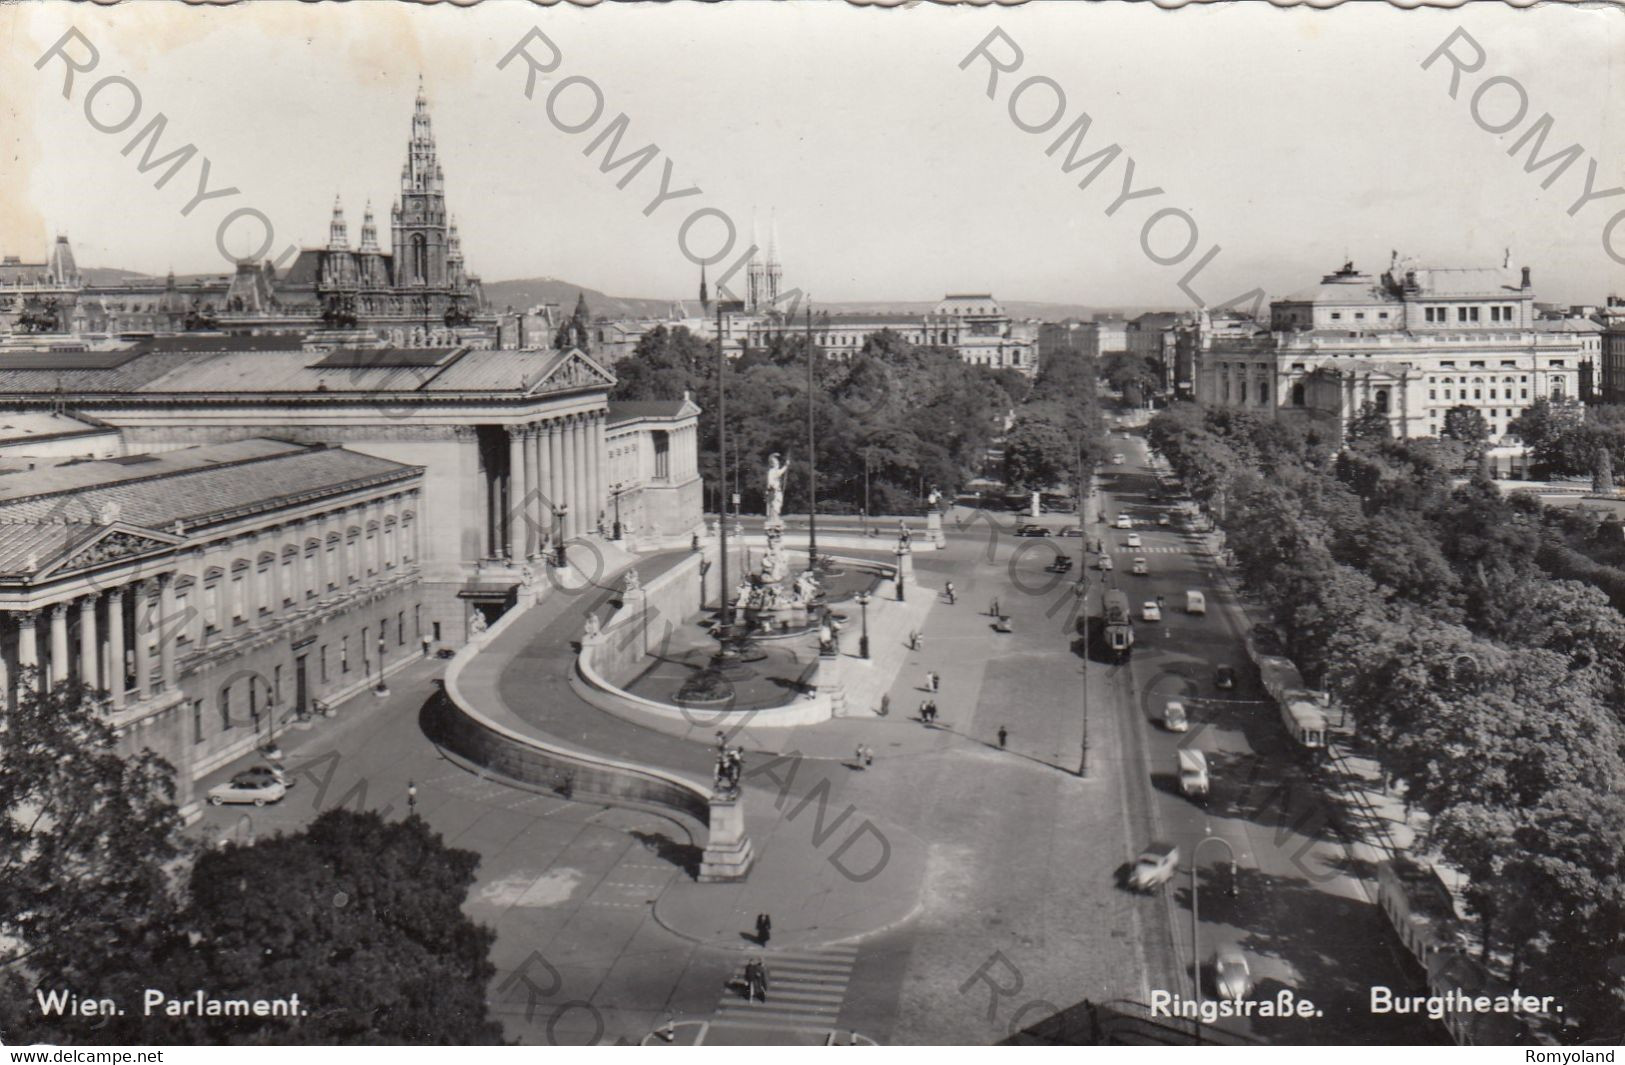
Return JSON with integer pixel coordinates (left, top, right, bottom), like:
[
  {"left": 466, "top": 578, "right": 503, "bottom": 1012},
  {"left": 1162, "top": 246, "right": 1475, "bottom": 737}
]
[{"left": 712, "top": 945, "right": 859, "bottom": 1030}]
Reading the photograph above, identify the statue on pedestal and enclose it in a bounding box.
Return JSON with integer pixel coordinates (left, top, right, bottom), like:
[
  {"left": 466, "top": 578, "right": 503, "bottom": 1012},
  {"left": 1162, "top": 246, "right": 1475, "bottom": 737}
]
[
  {"left": 713, "top": 745, "right": 744, "bottom": 797},
  {"left": 764, "top": 452, "right": 789, "bottom": 527},
  {"left": 623, "top": 569, "right": 640, "bottom": 596},
  {"left": 469, "top": 607, "right": 488, "bottom": 635},
  {"left": 760, "top": 529, "right": 789, "bottom": 586},
  {"left": 794, "top": 568, "right": 823, "bottom": 605},
  {"left": 584, "top": 613, "right": 601, "bottom": 638}
]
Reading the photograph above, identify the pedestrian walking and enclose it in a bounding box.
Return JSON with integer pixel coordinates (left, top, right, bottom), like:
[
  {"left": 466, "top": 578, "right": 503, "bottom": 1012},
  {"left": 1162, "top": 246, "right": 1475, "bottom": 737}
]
[
  {"left": 879, "top": 693, "right": 891, "bottom": 717},
  {"left": 991, "top": 597, "right": 1001, "bottom": 618},
  {"left": 420, "top": 634, "right": 432, "bottom": 659},
  {"left": 863, "top": 745, "right": 874, "bottom": 768},
  {"left": 945, "top": 581, "right": 956, "bottom": 605},
  {"left": 855, "top": 744, "right": 866, "bottom": 768},
  {"left": 930, "top": 671, "right": 941, "bottom": 693},
  {"left": 997, "top": 726, "right": 1008, "bottom": 748},
  {"left": 755, "top": 912, "right": 773, "bottom": 946},
  {"left": 908, "top": 629, "right": 919, "bottom": 651}
]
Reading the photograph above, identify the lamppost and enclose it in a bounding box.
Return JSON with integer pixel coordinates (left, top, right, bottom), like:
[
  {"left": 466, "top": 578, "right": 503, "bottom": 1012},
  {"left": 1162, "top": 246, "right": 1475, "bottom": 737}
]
[
  {"left": 374, "top": 632, "right": 388, "bottom": 696},
  {"left": 609, "top": 481, "right": 625, "bottom": 541},
  {"left": 806, "top": 302, "right": 821, "bottom": 571},
  {"left": 1077, "top": 570, "right": 1090, "bottom": 777},
  {"left": 553, "top": 504, "right": 569, "bottom": 568},
  {"left": 856, "top": 590, "right": 871, "bottom": 659},
  {"left": 1190, "top": 832, "right": 1240, "bottom": 1041},
  {"left": 714, "top": 297, "right": 732, "bottom": 647}
]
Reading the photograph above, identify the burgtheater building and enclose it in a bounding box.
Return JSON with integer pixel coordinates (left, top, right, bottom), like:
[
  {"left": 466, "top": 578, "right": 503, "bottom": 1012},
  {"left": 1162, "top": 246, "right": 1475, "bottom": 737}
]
[{"left": 1194, "top": 258, "right": 1586, "bottom": 442}]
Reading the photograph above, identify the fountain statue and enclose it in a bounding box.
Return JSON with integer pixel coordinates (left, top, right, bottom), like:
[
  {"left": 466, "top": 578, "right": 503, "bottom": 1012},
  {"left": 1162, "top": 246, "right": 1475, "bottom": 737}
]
[{"left": 764, "top": 451, "right": 789, "bottom": 528}]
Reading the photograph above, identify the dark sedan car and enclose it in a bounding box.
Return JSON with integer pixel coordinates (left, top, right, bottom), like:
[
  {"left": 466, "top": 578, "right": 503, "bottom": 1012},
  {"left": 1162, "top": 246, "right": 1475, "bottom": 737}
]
[
  {"left": 1215, "top": 665, "right": 1237, "bottom": 691},
  {"left": 1015, "top": 524, "right": 1052, "bottom": 537}
]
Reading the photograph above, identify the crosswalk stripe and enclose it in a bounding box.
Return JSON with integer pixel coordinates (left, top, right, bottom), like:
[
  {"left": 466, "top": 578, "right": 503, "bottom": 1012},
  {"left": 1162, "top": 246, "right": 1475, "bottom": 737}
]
[{"left": 711, "top": 946, "right": 858, "bottom": 1027}]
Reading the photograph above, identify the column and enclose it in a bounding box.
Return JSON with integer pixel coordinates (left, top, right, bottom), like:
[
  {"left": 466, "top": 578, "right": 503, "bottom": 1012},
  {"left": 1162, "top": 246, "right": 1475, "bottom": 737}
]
[
  {"left": 242, "top": 539, "right": 258, "bottom": 625},
  {"left": 132, "top": 582, "right": 152, "bottom": 700},
  {"left": 17, "top": 610, "right": 38, "bottom": 690},
  {"left": 507, "top": 427, "right": 525, "bottom": 560},
  {"left": 107, "top": 588, "right": 126, "bottom": 709},
  {"left": 574, "top": 415, "right": 590, "bottom": 537},
  {"left": 49, "top": 603, "right": 69, "bottom": 686},
  {"left": 521, "top": 426, "right": 538, "bottom": 559},
  {"left": 589, "top": 411, "right": 605, "bottom": 534},
  {"left": 529, "top": 425, "right": 546, "bottom": 556},
  {"left": 158, "top": 574, "right": 178, "bottom": 693},
  {"left": 78, "top": 595, "right": 99, "bottom": 690},
  {"left": 546, "top": 420, "right": 564, "bottom": 541},
  {"left": 294, "top": 526, "right": 309, "bottom": 606},
  {"left": 560, "top": 416, "right": 579, "bottom": 539}
]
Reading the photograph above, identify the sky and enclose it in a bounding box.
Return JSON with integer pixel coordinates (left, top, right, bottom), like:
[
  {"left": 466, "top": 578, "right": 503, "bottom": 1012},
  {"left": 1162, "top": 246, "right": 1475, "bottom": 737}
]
[{"left": 3, "top": 1, "right": 1624, "bottom": 310}]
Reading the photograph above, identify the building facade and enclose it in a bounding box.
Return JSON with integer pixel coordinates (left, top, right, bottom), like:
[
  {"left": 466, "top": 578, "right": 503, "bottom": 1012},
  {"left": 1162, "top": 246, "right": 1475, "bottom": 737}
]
[
  {"left": 0, "top": 337, "right": 702, "bottom": 648},
  {"left": 739, "top": 294, "right": 1038, "bottom": 374},
  {"left": 1194, "top": 259, "right": 1586, "bottom": 441},
  {"left": 0, "top": 439, "right": 424, "bottom": 812},
  {"left": 0, "top": 86, "right": 491, "bottom": 348}
]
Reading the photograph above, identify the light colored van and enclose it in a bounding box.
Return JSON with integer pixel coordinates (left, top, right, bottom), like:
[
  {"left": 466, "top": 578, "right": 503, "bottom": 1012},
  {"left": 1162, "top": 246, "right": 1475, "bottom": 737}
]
[
  {"left": 1163, "top": 700, "right": 1188, "bottom": 732},
  {"left": 1186, "top": 590, "right": 1206, "bottom": 615}
]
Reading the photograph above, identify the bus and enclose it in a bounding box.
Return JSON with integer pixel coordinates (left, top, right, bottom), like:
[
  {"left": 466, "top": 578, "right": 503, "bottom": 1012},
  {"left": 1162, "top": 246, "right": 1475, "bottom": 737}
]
[{"left": 1103, "top": 589, "right": 1134, "bottom": 662}]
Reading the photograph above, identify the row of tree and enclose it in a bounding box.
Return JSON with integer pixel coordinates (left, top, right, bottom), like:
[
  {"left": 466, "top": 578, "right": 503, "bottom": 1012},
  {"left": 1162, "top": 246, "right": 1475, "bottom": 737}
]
[
  {"left": 612, "top": 326, "right": 1040, "bottom": 515},
  {"left": 1147, "top": 403, "right": 1625, "bottom": 1037},
  {"left": 0, "top": 677, "right": 502, "bottom": 1044}
]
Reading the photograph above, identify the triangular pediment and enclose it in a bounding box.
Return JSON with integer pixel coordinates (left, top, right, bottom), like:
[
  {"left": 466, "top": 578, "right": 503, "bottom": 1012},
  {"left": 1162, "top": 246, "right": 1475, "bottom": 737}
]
[
  {"left": 40, "top": 523, "right": 185, "bottom": 579},
  {"left": 530, "top": 348, "right": 616, "bottom": 395}
]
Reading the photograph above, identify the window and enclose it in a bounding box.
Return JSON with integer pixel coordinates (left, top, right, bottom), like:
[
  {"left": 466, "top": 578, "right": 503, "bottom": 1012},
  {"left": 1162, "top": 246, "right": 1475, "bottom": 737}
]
[
  {"left": 1379, "top": 312, "right": 1390, "bottom": 320},
  {"left": 274, "top": 664, "right": 283, "bottom": 704},
  {"left": 282, "top": 548, "right": 297, "bottom": 607},
  {"left": 1470, "top": 307, "right": 1480, "bottom": 322},
  {"left": 1429, "top": 389, "right": 1437, "bottom": 400},
  {"left": 193, "top": 700, "right": 204, "bottom": 744},
  {"left": 203, "top": 569, "right": 222, "bottom": 634},
  {"left": 1355, "top": 312, "right": 1365, "bottom": 320},
  {"left": 220, "top": 682, "right": 232, "bottom": 729},
  {"left": 1474, "top": 389, "right": 1482, "bottom": 400},
  {"left": 1458, "top": 307, "right": 1468, "bottom": 322},
  {"left": 1440, "top": 361, "right": 1456, "bottom": 369},
  {"left": 1521, "top": 388, "right": 1529, "bottom": 399},
  {"left": 1445, "top": 388, "right": 1454, "bottom": 400},
  {"left": 1330, "top": 312, "right": 1342, "bottom": 321},
  {"left": 1549, "top": 360, "right": 1566, "bottom": 368},
  {"left": 1501, "top": 360, "right": 1517, "bottom": 368},
  {"left": 1374, "top": 389, "right": 1391, "bottom": 413},
  {"left": 1491, "top": 306, "right": 1502, "bottom": 322},
  {"left": 1470, "top": 361, "right": 1485, "bottom": 369},
  {"left": 231, "top": 562, "right": 247, "bottom": 621},
  {"left": 398, "top": 611, "right": 406, "bottom": 646},
  {"left": 1291, "top": 382, "right": 1306, "bottom": 406},
  {"left": 321, "top": 644, "right": 329, "bottom": 683},
  {"left": 341, "top": 636, "right": 349, "bottom": 674}
]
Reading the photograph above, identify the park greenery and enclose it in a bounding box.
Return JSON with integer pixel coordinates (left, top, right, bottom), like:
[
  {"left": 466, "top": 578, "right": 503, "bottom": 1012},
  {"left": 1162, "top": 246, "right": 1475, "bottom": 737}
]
[
  {"left": 1147, "top": 403, "right": 1625, "bottom": 1037},
  {"left": 609, "top": 326, "right": 1104, "bottom": 512},
  {"left": 0, "top": 675, "right": 502, "bottom": 1045}
]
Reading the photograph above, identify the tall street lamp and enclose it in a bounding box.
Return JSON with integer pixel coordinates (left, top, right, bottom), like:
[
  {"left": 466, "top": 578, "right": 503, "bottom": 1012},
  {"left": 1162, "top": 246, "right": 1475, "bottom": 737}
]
[
  {"left": 714, "top": 297, "right": 732, "bottom": 645},
  {"left": 553, "top": 504, "right": 569, "bottom": 568},
  {"left": 609, "top": 481, "right": 625, "bottom": 541},
  {"left": 806, "top": 302, "right": 820, "bottom": 570},
  {"left": 1190, "top": 832, "right": 1240, "bottom": 1042},
  {"left": 856, "top": 590, "right": 871, "bottom": 659},
  {"left": 374, "top": 631, "right": 389, "bottom": 696}
]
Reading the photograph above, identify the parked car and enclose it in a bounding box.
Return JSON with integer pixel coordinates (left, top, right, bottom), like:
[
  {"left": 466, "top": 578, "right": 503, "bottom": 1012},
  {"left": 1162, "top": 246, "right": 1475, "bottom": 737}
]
[
  {"left": 1126, "top": 532, "right": 1142, "bottom": 548},
  {"left": 1213, "top": 949, "right": 1253, "bottom": 1002},
  {"left": 236, "top": 764, "right": 292, "bottom": 790},
  {"left": 1142, "top": 601, "right": 1161, "bottom": 622},
  {"left": 1163, "top": 700, "right": 1188, "bottom": 732},
  {"left": 207, "top": 772, "right": 287, "bottom": 807},
  {"left": 1097, "top": 554, "right": 1113, "bottom": 571},
  {"left": 1115, "top": 514, "right": 1134, "bottom": 530},
  {"left": 1128, "top": 841, "right": 1180, "bottom": 891},
  {"left": 1131, "top": 557, "right": 1148, "bottom": 575},
  {"left": 1059, "top": 525, "right": 1083, "bottom": 537},
  {"left": 1215, "top": 665, "right": 1236, "bottom": 691},
  {"left": 1050, "top": 555, "right": 1075, "bottom": 573},
  {"left": 1016, "top": 523, "right": 1051, "bottom": 537}
]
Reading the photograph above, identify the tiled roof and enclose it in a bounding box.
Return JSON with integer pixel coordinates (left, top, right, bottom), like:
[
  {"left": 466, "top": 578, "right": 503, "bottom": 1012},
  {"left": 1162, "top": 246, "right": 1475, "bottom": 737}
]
[
  {"left": 0, "top": 523, "right": 90, "bottom": 578},
  {"left": 0, "top": 411, "right": 115, "bottom": 443},
  {"left": 0, "top": 439, "right": 416, "bottom": 529}
]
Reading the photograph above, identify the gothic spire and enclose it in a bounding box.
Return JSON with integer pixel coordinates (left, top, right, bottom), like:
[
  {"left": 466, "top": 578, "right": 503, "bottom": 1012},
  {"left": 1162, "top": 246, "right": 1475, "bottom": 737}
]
[
  {"left": 328, "top": 195, "right": 350, "bottom": 250},
  {"left": 359, "top": 200, "right": 380, "bottom": 252}
]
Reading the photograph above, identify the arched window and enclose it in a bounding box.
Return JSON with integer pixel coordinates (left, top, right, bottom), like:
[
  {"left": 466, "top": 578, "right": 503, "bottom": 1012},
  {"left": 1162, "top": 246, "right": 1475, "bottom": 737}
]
[
  {"left": 411, "top": 234, "right": 428, "bottom": 283},
  {"left": 281, "top": 545, "right": 299, "bottom": 607},
  {"left": 1290, "top": 382, "right": 1306, "bottom": 406},
  {"left": 1258, "top": 380, "right": 1270, "bottom": 404},
  {"left": 1374, "top": 388, "right": 1391, "bottom": 413}
]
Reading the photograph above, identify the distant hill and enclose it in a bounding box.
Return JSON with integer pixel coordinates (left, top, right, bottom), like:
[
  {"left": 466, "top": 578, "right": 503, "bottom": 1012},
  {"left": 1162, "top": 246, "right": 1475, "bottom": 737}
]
[{"left": 482, "top": 278, "right": 673, "bottom": 319}]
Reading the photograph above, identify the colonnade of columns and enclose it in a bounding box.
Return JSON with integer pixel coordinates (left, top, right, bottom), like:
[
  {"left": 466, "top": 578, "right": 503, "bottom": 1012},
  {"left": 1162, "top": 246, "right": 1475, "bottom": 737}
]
[
  {"left": 502, "top": 408, "right": 608, "bottom": 562},
  {"left": 8, "top": 573, "right": 181, "bottom": 711},
  {"left": 4, "top": 489, "right": 420, "bottom": 713}
]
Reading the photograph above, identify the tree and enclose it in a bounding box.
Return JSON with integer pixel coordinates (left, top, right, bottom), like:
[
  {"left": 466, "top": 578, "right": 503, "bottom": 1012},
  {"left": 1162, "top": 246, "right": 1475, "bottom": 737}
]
[
  {"left": 1002, "top": 413, "right": 1072, "bottom": 492},
  {"left": 0, "top": 674, "right": 183, "bottom": 995},
  {"left": 1345, "top": 401, "right": 1393, "bottom": 443},
  {"left": 1442, "top": 405, "right": 1491, "bottom": 458},
  {"left": 1593, "top": 446, "right": 1615, "bottom": 494},
  {"left": 4, "top": 809, "right": 504, "bottom": 1045}
]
